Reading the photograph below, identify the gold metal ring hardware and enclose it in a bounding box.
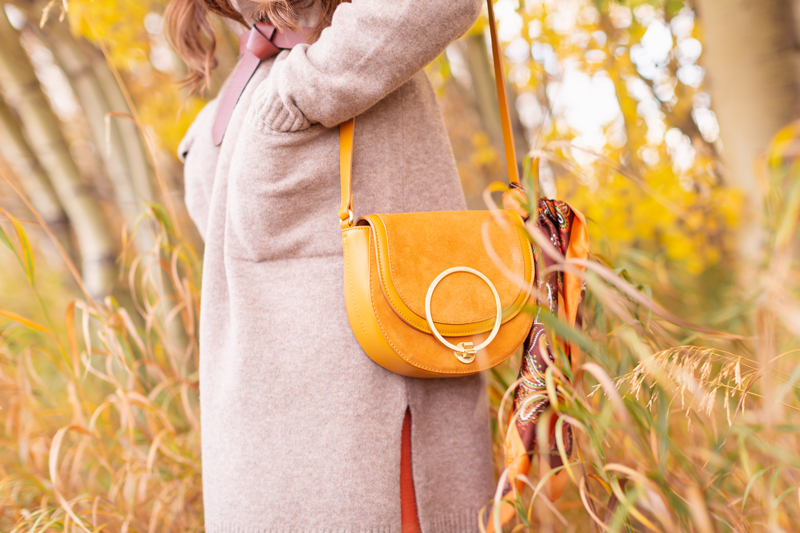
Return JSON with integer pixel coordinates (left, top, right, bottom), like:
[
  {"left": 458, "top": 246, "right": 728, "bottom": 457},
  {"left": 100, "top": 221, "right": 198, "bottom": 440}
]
[
  {"left": 339, "top": 209, "right": 354, "bottom": 228},
  {"left": 455, "top": 341, "right": 477, "bottom": 364},
  {"left": 424, "top": 267, "right": 502, "bottom": 364}
]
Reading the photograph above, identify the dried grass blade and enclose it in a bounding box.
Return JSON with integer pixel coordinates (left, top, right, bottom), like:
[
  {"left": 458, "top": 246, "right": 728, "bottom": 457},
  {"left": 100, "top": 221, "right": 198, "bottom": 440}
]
[
  {"left": 49, "top": 426, "right": 94, "bottom": 532},
  {"left": 580, "top": 362, "right": 631, "bottom": 425},
  {"left": 65, "top": 301, "right": 81, "bottom": 377},
  {"left": 608, "top": 477, "right": 659, "bottom": 531},
  {"left": 0, "top": 309, "right": 51, "bottom": 334},
  {"left": 579, "top": 476, "right": 609, "bottom": 531}
]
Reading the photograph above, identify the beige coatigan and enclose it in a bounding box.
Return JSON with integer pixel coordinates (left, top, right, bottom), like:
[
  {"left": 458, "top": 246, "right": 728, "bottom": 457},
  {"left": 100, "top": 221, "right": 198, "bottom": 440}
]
[{"left": 178, "top": 0, "right": 495, "bottom": 530}]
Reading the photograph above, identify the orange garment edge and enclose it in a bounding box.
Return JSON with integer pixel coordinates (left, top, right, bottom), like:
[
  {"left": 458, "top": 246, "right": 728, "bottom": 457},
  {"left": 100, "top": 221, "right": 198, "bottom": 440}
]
[{"left": 401, "top": 409, "right": 421, "bottom": 533}]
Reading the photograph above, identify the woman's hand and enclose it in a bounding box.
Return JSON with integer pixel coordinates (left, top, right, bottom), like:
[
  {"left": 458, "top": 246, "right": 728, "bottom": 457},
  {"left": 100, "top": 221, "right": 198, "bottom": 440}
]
[{"left": 252, "top": 54, "right": 313, "bottom": 133}]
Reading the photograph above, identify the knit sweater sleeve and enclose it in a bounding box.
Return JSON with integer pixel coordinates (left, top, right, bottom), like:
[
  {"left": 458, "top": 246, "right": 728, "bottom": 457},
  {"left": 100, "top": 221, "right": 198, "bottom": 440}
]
[{"left": 251, "top": 0, "right": 483, "bottom": 132}]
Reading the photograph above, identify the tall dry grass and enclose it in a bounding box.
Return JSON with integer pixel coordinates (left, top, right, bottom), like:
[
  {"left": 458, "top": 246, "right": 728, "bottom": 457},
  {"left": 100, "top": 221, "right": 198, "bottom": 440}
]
[
  {"left": 480, "top": 124, "right": 800, "bottom": 532},
  {"left": 1, "top": 56, "right": 800, "bottom": 533},
  {"left": 1, "top": 171, "right": 203, "bottom": 532}
]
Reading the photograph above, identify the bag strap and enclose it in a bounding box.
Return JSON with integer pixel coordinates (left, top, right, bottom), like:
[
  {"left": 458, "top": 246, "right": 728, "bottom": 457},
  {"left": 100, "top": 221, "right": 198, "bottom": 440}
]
[
  {"left": 485, "top": 0, "right": 520, "bottom": 187},
  {"left": 339, "top": 118, "right": 355, "bottom": 228},
  {"left": 339, "top": 0, "right": 519, "bottom": 229}
]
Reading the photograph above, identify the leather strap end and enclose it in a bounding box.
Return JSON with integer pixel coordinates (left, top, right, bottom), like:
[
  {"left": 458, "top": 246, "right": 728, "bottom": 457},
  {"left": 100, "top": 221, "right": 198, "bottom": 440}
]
[
  {"left": 214, "top": 24, "right": 313, "bottom": 147},
  {"left": 249, "top": 27, "right": 280, "bottom": 58},
  {"left": 339, "top": 118, "right": 356, "bottom": 228}
]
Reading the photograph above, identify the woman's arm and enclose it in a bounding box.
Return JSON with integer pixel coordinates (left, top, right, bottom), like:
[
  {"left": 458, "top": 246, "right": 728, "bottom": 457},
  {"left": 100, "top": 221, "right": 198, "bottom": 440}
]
[{"left": 253, "top": 0, "right": 483, "bottom": 132}]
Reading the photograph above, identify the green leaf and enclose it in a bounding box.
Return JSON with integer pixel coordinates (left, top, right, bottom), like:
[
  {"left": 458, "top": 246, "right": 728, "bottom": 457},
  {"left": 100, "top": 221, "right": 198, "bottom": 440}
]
[
  {"left": 0, "top": 220, "right": 13, "bottom": 252},
  {"left": 742, "top": 467, "right": 772, "bottom": 509},
  {"left": 0, "top": 208, "right": 34, "bottom": 285},
  {"left": 490, "top": 367, "right": 509, "bottom": 391},
  {"left": 774, "top": 484, "right": 800, "bottom": 507},
  {"left": 146, "top": 202, "right": 175, "bottom": 233},
  {"left": 513, "top": 491, "right": 530, "bottom": 528},
  {"left": 535, "top": 306, "right": 595, "bottom": 354},
  {"left": 775, "top": 168, "right": 800, "bottom": 248}
]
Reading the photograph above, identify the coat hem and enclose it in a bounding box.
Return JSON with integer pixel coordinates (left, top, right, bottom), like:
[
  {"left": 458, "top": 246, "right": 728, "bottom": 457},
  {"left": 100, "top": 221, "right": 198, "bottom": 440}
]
[
  {"left": 205, "top": 508, "right": 485, "bottom": 533},
  {"left": 205, "top": 523, "right": 391, "bottom": 533},
  {"left": 425, "top": 507, "right": 485, "bottom": 533}
]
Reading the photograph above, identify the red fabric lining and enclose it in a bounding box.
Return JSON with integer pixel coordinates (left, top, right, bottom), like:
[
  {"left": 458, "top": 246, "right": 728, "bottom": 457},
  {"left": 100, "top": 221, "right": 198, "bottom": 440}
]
[{"left": 401, "top": 409, "right": 421, "bottom": 533}]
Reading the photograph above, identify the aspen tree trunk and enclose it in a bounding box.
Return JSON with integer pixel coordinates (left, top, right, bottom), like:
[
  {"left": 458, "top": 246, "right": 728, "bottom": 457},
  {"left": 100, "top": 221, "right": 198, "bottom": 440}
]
[
  {"left": 464, "top": 34, "right": 504, "bottom": 150},
  {"left": 694, "top": 0, "right": 800, "bottom": 432},
  {"left": 0, "top": 93, "right": 73, "bottom": 252},
  {"left": 37, "top": 24, "right": 155, "bottom": 253},
  {"left": 0, "top": 9, "right": 115, "bottom": 296},
  {"left": 692, "top": 0, "right": 800, "bottom": 258},
  {"left": 87, "top": 44, "right": 154, "bottom": 217},
  {"left": 82, "top": 38, "right": 190, "bottom": 347},
  {"left": 34, "top": 19, "right": 188, "bottom": 346},
  {"left": 463, "top": 33, "right": 529, "bottom": 180}
]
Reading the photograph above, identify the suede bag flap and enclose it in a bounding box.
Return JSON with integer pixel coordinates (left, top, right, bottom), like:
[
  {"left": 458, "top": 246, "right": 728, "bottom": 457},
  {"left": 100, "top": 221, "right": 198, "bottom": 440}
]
[{"left": 356, "top": 210, "right": 534, "bottom": 337}]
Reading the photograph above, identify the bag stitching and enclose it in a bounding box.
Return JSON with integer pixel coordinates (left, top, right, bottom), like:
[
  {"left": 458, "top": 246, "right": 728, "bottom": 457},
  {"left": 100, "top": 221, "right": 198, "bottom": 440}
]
[
  {"left": 344, "top": 223, "right": 534, "bottom": 375},
  {"left": 384, "top": 212, "right": 525, "bottom": 321},
  {"left": 378, "top": 212, "right": 527, "bottom": 324},
  {"left": 371, "top": 213, "right": 530, "bottom": 331},
  {"left": 343, "top": 228, "right": 373, "bottom": 344},
  {"left": 370, "top": 274, "right": 531, "bottom": 374},
  {"left": 367, "top": 228, "right": 535, "bottom": 375}
]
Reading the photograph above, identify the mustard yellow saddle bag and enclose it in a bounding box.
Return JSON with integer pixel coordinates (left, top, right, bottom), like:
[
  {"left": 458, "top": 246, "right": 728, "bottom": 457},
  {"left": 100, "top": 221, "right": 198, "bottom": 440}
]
[{"left": 339, "top": 0, "right": 533, "bottom": 378}]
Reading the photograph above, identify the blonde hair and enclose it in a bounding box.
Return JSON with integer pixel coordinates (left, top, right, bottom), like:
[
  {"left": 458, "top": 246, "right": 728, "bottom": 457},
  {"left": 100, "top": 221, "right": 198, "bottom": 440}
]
[{"left": 165, "top": 0, "right": 346, "bottom": 93}]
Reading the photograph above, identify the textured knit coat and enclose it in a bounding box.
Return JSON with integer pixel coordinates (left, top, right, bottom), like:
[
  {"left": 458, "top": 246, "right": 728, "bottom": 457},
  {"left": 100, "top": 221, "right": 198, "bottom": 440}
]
[{"left": 177, "top": 0, "right": 494, "bottom": 531}]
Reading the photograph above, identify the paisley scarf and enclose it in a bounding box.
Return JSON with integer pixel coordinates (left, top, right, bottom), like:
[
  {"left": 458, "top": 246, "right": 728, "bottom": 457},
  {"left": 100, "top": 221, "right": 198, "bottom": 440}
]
[{"left": 490, "top": 191, "right": 589, "bottom": 530}]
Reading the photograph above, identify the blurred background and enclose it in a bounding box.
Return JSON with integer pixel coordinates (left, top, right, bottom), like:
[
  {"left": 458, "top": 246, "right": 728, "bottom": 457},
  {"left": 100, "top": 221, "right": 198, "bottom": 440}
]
[{"left": 2, "top": 0, "right": 800, "bottom": 531}]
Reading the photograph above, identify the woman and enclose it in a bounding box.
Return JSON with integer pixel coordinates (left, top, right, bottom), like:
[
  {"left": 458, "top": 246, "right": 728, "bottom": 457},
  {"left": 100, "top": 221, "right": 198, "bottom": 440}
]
[{"left": 166, "top": 0, "right": 494, "bottom": 530}]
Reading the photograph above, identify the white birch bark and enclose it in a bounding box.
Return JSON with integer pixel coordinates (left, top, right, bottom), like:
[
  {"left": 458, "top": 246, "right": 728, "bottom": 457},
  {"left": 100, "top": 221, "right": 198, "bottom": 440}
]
[
  {"left": 0, "top": 93, "right": 71, "bottom": 246},
  {"left": 0, "top": 8, "right": 115, "bottom": 296},
  {"left": 36, "top": 24, "right": 155, "bottom": 253}
]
